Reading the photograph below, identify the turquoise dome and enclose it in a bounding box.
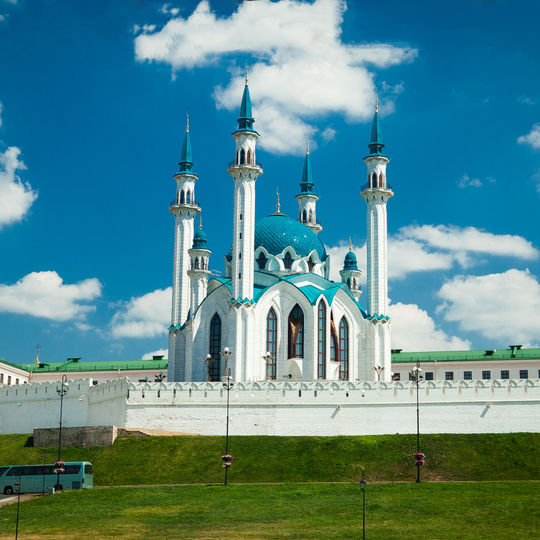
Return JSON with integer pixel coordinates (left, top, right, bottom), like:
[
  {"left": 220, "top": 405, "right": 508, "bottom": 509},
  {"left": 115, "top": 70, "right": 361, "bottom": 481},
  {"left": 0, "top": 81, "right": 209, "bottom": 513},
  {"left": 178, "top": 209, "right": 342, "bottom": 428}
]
[
  {"left": 192, "top": 228, "right": 208, "bottom": 249},
  {"left": 255, "top": 214, "right": 327, "bottom": 259},
  {"left": 343, "top": 250, "right": 358, "bottom": 270}
]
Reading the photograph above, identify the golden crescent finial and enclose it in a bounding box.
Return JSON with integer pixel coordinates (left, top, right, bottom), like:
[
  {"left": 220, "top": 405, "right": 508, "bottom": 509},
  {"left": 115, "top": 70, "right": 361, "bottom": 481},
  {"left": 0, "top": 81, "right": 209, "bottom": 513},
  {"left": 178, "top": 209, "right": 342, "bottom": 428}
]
[
  {"left": 186, "top": 113, "right": 189, "bottom": 133},
  {"left": 199, "top": 213, "right": 202, "bottom": 231},
  {"left": 375, "top": 96, "right": 379, "bottom": 114},
  {"left": 276, "top": 187, "right": 280, "bottom": 213},
  {"left": 245, "top": 63, "right": 248, "bottom": 85},
  {"left": 349, "top": 236, "right": 352, "bottom": 251}
]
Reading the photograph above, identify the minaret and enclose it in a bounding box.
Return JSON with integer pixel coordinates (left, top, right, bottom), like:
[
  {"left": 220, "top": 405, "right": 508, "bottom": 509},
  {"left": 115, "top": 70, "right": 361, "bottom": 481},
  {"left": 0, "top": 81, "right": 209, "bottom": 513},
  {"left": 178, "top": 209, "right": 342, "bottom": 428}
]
[
  {"left": 169, "top": 115, "right": 201, "bottom": 327},
  {"left": 227, "top": 70, "right": 263, "bottom": 301},
  {"left": 340, "top": 240, "right": 362, "bottom": 301},
  {"left": 187, "top": 216, "right": 211, "bottom": 317},
  {"left": 360, "top": 99, "right": 393, "bottom": 381},
  {"left": 295, "top": 139, "right": 322, "bottom": 234}
]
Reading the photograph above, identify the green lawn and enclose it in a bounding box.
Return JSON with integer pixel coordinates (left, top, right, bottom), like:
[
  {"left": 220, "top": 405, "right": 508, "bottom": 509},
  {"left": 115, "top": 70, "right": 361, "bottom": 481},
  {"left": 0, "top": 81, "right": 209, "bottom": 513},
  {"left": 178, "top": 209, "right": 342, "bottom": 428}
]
[
  {"left": 0, "top": 482, "right": 538, "bottom": 539},
  {"left": 0, "top": 433, "right": 538, "bottom": 485}
]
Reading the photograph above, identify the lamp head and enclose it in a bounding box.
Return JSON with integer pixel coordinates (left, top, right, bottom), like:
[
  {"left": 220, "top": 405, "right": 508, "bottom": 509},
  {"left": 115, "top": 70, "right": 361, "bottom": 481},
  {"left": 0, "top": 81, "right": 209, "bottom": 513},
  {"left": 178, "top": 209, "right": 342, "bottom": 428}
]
[{"left": 223, "top": 346, "right": 230, "bottom": 354}]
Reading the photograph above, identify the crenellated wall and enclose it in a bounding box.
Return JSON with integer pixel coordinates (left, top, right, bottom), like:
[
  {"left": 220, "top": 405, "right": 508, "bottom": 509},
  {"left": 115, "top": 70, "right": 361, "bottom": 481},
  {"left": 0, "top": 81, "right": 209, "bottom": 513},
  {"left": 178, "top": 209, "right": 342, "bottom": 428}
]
[{"left": 1, "top": 378, "right": 538, "bottom": 436}]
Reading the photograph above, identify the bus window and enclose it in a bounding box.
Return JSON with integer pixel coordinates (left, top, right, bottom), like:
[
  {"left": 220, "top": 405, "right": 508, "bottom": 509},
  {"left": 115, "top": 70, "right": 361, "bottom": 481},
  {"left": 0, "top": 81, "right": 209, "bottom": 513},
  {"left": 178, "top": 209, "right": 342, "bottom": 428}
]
[
  {"left": 64, "top": 464, "right": 81, "bottom": 474},
  {"left": 84, "top": 464, "right": 93, "bottom": 475},
  {"left": 7, "top": 466, "right": 24, "bottom": 476},
  {"left": 0, "top": 467, "right": 9, "bottom": 477}
]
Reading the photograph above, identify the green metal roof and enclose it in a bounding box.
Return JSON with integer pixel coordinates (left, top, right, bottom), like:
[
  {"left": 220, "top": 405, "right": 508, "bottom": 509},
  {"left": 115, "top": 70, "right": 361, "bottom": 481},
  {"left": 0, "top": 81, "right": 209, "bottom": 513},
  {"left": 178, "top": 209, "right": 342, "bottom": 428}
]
[
  {"left": 391, "top": 347, "right": 540, "bottom": 364},
  {"left": 2, "top": 357, "right": 168, "bottom": 373}
]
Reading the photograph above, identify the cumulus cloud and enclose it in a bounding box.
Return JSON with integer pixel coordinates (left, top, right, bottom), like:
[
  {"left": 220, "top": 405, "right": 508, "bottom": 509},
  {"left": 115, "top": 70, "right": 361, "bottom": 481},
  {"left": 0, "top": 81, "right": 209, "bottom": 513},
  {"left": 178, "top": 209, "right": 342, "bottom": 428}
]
[
  {"left": 0, "top": 146, "right": 37, "bottom": 228},
  {"left": 518, "top": 123, "right": 540, "bottom": 149},
  {"left": 0, "top": 271, "right": 101, "bottom": 321},
  {"left": 458, "top": 174, "right": 482, "bottom": 188},
  {"left": 142, "top": 348, "right": 168, "bottom": 360},
  {"left": 111, "top": 287, "right": 171, "bottom": 338},
  {"left": 389, "top": 302, "right": 471, "bottom": 351},
  {"left": 160, "top": 3, "right": 179, "bottom": 16},
  {"left": 437, "top": 269, "right": 540, "bottom": 345},
  {"left": 134, "top": 0, "right": 417, "bottom": 154}
]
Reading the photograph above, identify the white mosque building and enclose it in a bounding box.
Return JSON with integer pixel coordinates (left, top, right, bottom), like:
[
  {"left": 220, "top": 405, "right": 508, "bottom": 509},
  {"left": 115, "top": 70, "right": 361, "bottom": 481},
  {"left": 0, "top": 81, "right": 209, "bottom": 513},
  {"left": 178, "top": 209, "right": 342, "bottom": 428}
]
[{"left": 167, "top": 78, "right": 392, "bottom": 383}]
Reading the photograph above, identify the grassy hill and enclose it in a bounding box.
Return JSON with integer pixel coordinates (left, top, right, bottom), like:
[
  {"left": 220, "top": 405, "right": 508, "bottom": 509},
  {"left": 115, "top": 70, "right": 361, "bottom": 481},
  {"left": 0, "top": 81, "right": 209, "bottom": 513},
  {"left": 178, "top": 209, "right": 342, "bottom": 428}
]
[{"left": 0, "top": 432, "right": 538, "bottom": 485}]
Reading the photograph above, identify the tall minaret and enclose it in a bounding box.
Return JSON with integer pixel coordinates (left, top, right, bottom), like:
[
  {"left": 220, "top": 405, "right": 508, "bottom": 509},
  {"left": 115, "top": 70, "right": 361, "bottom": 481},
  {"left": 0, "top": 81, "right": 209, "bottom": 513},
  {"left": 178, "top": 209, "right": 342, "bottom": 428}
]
[
  {"left": 187, "top": 216, "right": 211, "bottom": 317},
  {"left": 169, "top": 115, "right": 201, "bottom": 327},
  {"left": 360, "top": 99, "right": 393, "bottom": 381},
  {"left": 295, "top": 139, "right": 322, "bottom": 234},
  {"left": 227, "top": 71, "right": 263, "bottom": 301}
]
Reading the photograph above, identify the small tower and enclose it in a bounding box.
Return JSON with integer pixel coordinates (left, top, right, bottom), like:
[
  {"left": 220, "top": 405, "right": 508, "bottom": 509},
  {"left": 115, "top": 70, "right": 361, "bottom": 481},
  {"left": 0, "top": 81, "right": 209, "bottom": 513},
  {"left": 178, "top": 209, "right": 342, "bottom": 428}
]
[
  {"left": 295, "top": 140, "right": 322, "bottom": 234},
  {"left": 187, "top": 217, "right": 211, "bottom": 317},
  {"left": 340, "top": 242, "right": 362, "bottom": 301},
  {"left": 169, "top": 115, "right": 201, "bottom": 327},
  {"left": 360, "top": 99, "right": 393, "bottom": 381},
  {"left": 227, "top": 70, "right": 263, "bottom": 301}
]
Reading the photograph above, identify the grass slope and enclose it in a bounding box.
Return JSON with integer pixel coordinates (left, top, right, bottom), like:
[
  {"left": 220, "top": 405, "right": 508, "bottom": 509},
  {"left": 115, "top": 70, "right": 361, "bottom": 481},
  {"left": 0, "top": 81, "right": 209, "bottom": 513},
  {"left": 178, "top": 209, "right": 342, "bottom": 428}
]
[
  {"left": 0, "top": 482, "right": 538, "bottom": 539},
  {"left": 0, "top": 433, "right": 538, "bottom": 485}
]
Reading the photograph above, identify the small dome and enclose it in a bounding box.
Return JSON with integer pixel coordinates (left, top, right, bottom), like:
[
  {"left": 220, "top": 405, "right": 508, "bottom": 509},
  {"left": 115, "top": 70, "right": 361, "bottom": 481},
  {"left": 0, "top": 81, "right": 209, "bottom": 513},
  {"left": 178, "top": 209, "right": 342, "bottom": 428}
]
[
  {"left": 343, "top": 250, "right": 358, "bottom": 270},
  {"left": 192, "top": 228, "right": 208, "bottom": 249},
  {"left": 255, "top": 214, "right": 326, "bottom": 259}
]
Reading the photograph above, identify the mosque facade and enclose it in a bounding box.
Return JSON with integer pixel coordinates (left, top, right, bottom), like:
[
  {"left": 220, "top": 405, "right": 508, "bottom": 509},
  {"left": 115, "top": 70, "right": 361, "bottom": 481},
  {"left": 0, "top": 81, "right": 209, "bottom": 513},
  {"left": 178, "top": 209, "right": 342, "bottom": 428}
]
[{"left": 167, "top": 79, "right": 392, "bottom": 383}]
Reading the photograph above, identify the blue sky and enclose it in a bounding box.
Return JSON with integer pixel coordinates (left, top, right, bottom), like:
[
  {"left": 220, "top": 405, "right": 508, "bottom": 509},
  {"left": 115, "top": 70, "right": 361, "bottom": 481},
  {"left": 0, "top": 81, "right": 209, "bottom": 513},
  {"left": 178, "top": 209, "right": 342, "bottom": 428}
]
[{"left": 1, "top": 0, "right": 539, "bottom": 364}]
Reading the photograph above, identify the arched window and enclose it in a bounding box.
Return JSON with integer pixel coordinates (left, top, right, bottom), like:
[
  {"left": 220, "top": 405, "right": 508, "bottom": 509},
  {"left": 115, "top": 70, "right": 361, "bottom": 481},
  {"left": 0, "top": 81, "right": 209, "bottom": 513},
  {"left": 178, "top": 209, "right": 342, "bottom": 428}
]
[
  {"left": 347, "top": 278, "right": 351, "bottom": 288},
  {"left": 339, "top": 317, "right": 349, "bottom": 380},
  {"left": 302, "top": 209, "right": 307, "bottom": 223},
  {"left": 288, "top": 304, "right": 304, "bottom": 358},
  {"left": 194, "top": 257, "right": 199, "bottom": 269},
  {"left": 266, "top": 308, "right": 277, "bottom": 380},
  {"left": 209, "top": 314, "right": 222, "bottom": 381},
  {"left": 308, "top": 257, "right": 315, "bottom": 273},
  {"left": 330, "top": 312, "right": 338, "bottom": 363},
  {"left": 180, "top": 190, "right": 185, "bottom": 204},
  {"left": 308, "top": 209, "right": 313, "bottom": 223},
  {"left": 379, "top": 173, "right": 384, "bottom": 188},
  {"left": 283, "top": 252, "right": 293, "bottom": 270},
  {"left": 317, "top": 301, "right": 326, "bottom": 379},
  {"left": 257, "top": 252, "right": 268, "bottom": 270},
  {"left": 240, "top": 148, "right": 245, "bottom": 164},
  {"left": 186, "top": 190, "right": 191, "bottom": 204},
  {"left": 371, "top": 172, "right": 377, "bottom": 188},
  {"left": 247, "top": 149, "right": 252, "bottom": 164}
]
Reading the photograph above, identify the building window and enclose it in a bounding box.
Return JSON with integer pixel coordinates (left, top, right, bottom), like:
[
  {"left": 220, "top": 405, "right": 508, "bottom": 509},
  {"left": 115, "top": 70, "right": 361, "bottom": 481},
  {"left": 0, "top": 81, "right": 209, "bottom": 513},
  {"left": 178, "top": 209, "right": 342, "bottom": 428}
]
[
  {"left": 519, "top": 369, "right": 528, "bottom": 379},
  {"left": 317, "top": 301, "right": 326, "bottom": 379},
  {"left": 425, "top": 372, "right": 434, "bottom": 381},
  {"left": 240, "top": 148, "right": 245, "bottom": 164},
  {"left": 257, "top": 252, "right": 268, "bottom": 271},
  {"left": 283, "top": 252, "right": 293, "bottom": 270},
  {"left": 330, "top": 313, "right": 338, "bottom": 364},
  {"left": 302, "top": 209, "right": 307, "bottom": 223},
  {"left": 392, "top": 373, "right": 401, "bottom": 381},
  {"left": 482, "top": 371, "right": 491, "bottom": 380},
  {"left": 371, "top": 172, "right": 377, "bottom": 188},
  {"left": 463, "top": 371, "right": 472, "bottom": 380},
  {"left": 0, "top": 374, "right": 3, "bottom": 383},
  {"left": 501, "top": 370, "right": 510, "bottom": 379},
  {"left": 15, "top": 378, "right": 19, "bottom": 384},
  {"left": 7, "top": 376, "right": 11, "bottom": 384},
  {"left": 209, "top": 314, "right": 222, "bottom": 381},
  {"left": 288, "top": 304, "right": 304, "bottom": 358},
  {"left": 445, "top": 372, "right": 453, "bottom": 381},
  {"left": 247, "top": 149, "right": 252, "bottom": 164},
  {"left": 266, "top": 308, "right": 277, "bottom": 380},
  {"left": 338, "top": 317, "right": 349, "bottom": 380}
]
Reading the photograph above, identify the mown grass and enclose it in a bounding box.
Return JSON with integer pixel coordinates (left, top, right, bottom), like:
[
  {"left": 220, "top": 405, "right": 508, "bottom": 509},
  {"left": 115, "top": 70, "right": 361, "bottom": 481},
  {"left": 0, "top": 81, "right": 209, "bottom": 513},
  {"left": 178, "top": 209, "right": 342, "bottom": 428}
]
[
  {"left": 0, "top": 482, "right": 538, "bottom": 539},
  {"left": 0, "top": 432, "right": 538, "bottom": 485}
]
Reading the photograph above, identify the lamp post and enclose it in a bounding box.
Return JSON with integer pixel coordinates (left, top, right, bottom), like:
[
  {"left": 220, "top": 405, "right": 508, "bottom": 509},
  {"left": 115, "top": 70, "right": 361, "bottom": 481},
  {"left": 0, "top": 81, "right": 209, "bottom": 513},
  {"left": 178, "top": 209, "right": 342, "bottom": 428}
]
[
  {"left": 360, "top": 469, "right": 366, "bottom": 540},
  {"left": 373, "top": 365, "right": 384, "bottom": 382},
  {"left": 220, "top": 348, "right": 233, "bottom": 485},
  {"left": 409, "top": 363, "right": 425, "bottom": 483},
  {"left": 15, "top": 477, "right": 21, "bottom": 539},
  {"left": 41, "top": 452, "right": 46, "bottom": 495},
  {"left": 55, "top": 374, "right": 68, "bottom": 491},
  {"left": 202, "top": 354, "right": 214, "bottom": 381},
  {"left": 263, "top": 351, "right": 272, "bottom": 380}
]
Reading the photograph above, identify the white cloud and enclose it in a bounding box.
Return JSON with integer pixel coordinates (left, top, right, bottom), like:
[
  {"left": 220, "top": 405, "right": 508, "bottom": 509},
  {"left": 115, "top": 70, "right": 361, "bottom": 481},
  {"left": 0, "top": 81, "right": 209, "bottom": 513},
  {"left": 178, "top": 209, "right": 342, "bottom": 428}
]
[
  {"left": 111, "top": 287, "right": 171, "bottom": 338},
  {"left": 458, "top": 174, "right": 482, "bottom": 188},
  {"left": 135, "top": 0, "right": 417, "bottom": 155},
  {"left": 401, "top": 224, "right": 539, "bottom": 260},
  {"left": 437, "top": 269, "right": 540, "bottom": 346},
  {"left": 389, "top": 302, "right": 471, "bottom": 351},
  {"left": 160, "top": 3, "right": 179, "bottom": 16},
  {"left": 142, "top": 348, "right": 168, "bottom": 360},
  {"left": 518, "top": 123, "right": 540, "bottom": 149},
  {"left": 518, "top": 96, "right": 535, "bottom": 105},
  {"left": 0, "top": 271, "right": 102, "bottom": 321},
  {"left": 0, "top": 145, "right": 37, "bottom": 228},
  {"left": 321, "top": 127, "right": 336, "bottom": 142}
]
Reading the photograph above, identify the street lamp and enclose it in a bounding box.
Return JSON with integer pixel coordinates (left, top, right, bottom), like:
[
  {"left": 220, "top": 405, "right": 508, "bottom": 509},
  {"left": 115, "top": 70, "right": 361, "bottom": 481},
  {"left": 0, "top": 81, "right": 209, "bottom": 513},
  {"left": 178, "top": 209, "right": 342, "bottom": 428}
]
[
  {"left": 263, "top": 351, "right": 272, "bottom": 380},
  {"left": 55, "top": 374, "right": 68, "bottom": 491},
  {"left": 40, "top": 452, "right": 46, "bottom": 495},
  {"left": 360, "top": 468, "right": 366, "bottom": 540},
  {"left": 373, "top": 365, "right": 384, "bottom": 382},
  {"left": 220, "top": 348, "right": 234, "bottom": 485},
  {"left": 409, "top": 363, "right": 425, "bottom": 483},
  {"left": 202, "top": 354, "right": 214, "bottom": 381},
  {"left": 15, "top": 476, "right": 21, "bottom": 539}
]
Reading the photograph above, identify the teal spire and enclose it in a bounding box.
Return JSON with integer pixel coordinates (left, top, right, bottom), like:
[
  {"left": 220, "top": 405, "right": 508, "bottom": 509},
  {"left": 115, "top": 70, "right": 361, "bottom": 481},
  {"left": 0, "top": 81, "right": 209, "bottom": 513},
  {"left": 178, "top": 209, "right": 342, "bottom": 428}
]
[
  {"left": 179, "top": 114, "right": 194, "bottom": 173},
  {"left": 299, "top": 138, "right": 314, "bottom": 194},
  {"left": 192, "top": 216, "right": 208, "bottom": 249},
  {"left": 368, "top": 98, "right": 385, "bottom": 156},
  {"left": 237, "top": 68, "right": 255, "bottom": 132}
]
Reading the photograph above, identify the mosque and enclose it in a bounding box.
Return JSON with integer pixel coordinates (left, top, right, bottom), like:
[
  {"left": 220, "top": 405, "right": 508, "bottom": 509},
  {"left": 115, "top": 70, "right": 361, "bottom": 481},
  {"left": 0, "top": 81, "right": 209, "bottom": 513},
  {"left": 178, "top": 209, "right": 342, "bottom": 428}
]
[{"left": 167, "top": 76, "right": 392, "bottom": 384}]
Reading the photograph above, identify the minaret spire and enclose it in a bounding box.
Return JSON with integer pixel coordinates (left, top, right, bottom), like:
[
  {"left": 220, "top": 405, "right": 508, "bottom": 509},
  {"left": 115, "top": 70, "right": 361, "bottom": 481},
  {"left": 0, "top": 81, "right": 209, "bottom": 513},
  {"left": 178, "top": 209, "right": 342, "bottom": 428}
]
[
  {"left": 360, "top": 98, "right": 393, "bottom": 382},
  {"left": 296, "top": 138, "right": 322, "bottom": 234}
]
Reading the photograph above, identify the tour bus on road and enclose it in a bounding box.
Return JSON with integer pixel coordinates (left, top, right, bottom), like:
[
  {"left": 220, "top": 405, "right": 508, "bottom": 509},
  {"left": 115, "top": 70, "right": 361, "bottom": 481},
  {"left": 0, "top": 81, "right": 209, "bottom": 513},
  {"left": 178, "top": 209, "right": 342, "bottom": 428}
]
[{"left": 0, "top": 461, "right": 93, "bottom": 494}]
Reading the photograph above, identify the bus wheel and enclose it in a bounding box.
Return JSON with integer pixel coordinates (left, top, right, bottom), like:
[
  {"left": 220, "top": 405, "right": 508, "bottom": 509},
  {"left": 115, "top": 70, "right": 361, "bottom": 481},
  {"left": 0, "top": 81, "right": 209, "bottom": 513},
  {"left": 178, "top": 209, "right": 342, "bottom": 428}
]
[
  {"left": 4, "top": 486, "right": 13, "bottom": 495},
  {"left": 55, "top": 485, "right": 63, "bottom": 492}
]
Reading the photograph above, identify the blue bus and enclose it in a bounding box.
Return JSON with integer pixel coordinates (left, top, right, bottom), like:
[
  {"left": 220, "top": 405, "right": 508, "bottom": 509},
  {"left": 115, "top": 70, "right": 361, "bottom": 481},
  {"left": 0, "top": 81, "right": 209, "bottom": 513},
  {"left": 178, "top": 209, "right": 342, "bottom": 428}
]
[{"left": 0, "top": 461, "right": 93, "bottom": 494}]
